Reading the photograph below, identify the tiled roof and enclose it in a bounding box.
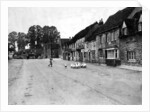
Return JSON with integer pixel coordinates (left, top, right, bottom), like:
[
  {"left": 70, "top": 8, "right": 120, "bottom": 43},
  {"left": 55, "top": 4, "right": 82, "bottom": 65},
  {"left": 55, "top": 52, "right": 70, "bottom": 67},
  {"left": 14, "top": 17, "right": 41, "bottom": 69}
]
[
  {"left": 85, "top": 7, "right": 135, "bottom": 42},
  {"left": 70, "top": 7, "right": 137, "bottom": 43},
  {"left": 103, "top": 7, "right": 135, "bottom": 31},
  {"left": 85, "top": 23, "right": 100, "bottom": 41},
  {"left": 94, "top": 7, "right": 135, "bottom": 36},
  {"left": 124, "top": 19, "right": 137, "bottom": 33},
  {"left": 133, "top": 10, "right": 142, "bottom": 20},
  {"left": 72, "top": 22, "right": 99, "bottom": 42}
]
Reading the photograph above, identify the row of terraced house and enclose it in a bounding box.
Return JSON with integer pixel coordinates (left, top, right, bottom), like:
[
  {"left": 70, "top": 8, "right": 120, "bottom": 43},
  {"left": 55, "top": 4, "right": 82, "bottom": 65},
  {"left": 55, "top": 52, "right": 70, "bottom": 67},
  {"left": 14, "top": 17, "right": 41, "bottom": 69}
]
[{"left": 61, "top": 7, "right": 142, "bottom": 66}]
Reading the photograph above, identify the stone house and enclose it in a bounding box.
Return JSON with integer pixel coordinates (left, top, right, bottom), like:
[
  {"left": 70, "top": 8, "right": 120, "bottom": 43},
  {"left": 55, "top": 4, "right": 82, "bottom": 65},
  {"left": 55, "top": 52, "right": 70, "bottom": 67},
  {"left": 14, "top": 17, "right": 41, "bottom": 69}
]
[
  {"left": 119, "top": 9, "right": 142, "bottom": 66},
  {"left": 75, "top": 37, "right": 85, "bottom": 62},
  {"left": 61, "top": 38, "right": 70, "bottom": 60},
  {"left": 84, "top": 20, "right": 103, "bottom": 63},
  {"left": 64, "top": 7, "right": 142, "bottom": 67},
  {"left": 71, "top": 22, "right": 99, "bottom": 62},
  {"left": 94, "top": 7, "right": 142, "bottom": 66},
  {"left": 69, "top": 42, "right": 76, "bottom": 61}
]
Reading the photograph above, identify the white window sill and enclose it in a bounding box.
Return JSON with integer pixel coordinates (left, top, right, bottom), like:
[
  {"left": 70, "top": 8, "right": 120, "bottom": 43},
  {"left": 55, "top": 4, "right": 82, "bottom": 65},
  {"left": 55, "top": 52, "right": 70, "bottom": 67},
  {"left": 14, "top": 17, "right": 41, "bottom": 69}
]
[{"left": 128, "top": 59, "right": 136, "bottom": 62}]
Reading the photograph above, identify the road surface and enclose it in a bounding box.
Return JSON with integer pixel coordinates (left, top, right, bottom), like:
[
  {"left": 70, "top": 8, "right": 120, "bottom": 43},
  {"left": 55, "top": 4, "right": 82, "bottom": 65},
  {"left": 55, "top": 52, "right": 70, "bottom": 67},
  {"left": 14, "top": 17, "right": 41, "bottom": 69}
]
[{"left": 8, "top": 59, "right": 142, "bottom": 105}]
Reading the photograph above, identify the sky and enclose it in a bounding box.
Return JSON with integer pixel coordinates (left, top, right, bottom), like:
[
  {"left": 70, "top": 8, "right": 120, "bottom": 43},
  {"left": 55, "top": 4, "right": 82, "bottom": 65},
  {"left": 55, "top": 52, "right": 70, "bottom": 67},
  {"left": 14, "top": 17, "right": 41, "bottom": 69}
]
[{"left": 8, "top": 7, "right": 125, "bottom": 38}]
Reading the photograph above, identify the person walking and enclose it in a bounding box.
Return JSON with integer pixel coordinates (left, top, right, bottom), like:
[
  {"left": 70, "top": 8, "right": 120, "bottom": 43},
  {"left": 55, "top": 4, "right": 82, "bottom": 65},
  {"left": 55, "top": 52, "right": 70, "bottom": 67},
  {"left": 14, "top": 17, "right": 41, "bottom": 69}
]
[{"left": 48, "top": 58, "right": 53, "bottom": 67}]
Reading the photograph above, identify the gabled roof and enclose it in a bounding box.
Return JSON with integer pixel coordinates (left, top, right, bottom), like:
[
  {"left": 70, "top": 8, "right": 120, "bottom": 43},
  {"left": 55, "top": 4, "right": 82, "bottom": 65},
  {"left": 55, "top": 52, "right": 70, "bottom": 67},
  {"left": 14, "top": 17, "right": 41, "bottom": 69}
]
[
  {"left": 86, "top": 7, "right": 135, "bottom": 41},
  {"left": 71, "top": 7, "right": 136, "bottom": 43},
  {"left": 133, "top": 10, "right": 142, "bottom": 21},
  {"left": 103, "top": 7, "right": 135, "bottom": 31},
  {"left": 124, "top": 19, "right": 137, "bottom": 33}
]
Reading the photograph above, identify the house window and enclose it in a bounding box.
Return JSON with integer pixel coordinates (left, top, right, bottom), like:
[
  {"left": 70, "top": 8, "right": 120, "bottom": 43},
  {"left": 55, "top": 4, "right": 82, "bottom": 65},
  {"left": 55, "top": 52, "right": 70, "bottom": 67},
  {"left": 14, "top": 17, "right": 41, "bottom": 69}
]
[
  {"left": 107, "top": 33, "right": 111, "bottom": 43},
  {"left": 101, "top": 34, "right": 106, "bottom": 44},
  {"left": 99, "top": 49, "right": 103, "bottom": 57},
  {"left": 122, "top": 22, "right": 128, "bottom": 36},
  {"left": 122, "top": 27, "right": 128, "bottom": 35},
  {"left": 127, "top": 51, "right": 136, "bottom": 62},
  {"left": 107, "top": 49, "right": 119, "bottom": 59},
  {"left": 115, "top": 29, "right": 119, "bottom": 40},
  {"left": 107, "top": 50, "right": 114, "bottom": 59},
  {"left": 138, "top": 22, "right": 142, "bottom": 32},
  {"left": 138, "top": 14, "right": 142, "bottom": 32},
  {"left": 111, "top": 32, "right": 115, "bottom": 41}
]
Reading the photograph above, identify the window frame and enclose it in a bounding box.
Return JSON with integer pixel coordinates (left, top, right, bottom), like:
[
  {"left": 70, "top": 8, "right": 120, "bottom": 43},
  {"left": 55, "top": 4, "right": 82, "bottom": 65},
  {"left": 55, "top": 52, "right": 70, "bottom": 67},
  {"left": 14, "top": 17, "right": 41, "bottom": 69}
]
[{"left": 127, "top": 51, "right": 136, "bottom": 62}]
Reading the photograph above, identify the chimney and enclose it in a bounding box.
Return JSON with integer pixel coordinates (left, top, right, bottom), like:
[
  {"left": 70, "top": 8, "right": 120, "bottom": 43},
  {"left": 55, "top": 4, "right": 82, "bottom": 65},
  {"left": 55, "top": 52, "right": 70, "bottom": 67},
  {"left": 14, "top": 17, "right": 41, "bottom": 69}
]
[{"left": 99, "top": 18, "right": 104, "bottom": 25}]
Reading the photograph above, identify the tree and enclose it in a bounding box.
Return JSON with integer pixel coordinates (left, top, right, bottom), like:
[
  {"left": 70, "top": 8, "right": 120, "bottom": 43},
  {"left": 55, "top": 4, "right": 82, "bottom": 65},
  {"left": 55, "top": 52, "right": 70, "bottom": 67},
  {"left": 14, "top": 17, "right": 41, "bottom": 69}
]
[
  {"left": 43, "top": 26, "right": 60, "bottom": 45},
  {"left": 8, "top": 31, "right": 18, "bottom": 46},
  {"left": 27, "top": 25, "right": 43, "bottom": 49},
  {"left": 42, "top": 26, "right": 61, "bottom": 58},
  {"left": 17, "top": 32, "right": 27, "bottom": 51}
]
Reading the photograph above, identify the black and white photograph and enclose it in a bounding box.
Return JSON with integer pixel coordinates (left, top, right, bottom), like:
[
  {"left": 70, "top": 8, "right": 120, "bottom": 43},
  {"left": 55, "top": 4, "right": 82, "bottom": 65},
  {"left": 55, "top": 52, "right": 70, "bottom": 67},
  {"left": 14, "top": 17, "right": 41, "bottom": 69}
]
[
  {"left": 8, "top": 6, "right": 142, "bottom": 105},
  {"left": 1, "top": 0, "right": 150, "bottom": 112}
]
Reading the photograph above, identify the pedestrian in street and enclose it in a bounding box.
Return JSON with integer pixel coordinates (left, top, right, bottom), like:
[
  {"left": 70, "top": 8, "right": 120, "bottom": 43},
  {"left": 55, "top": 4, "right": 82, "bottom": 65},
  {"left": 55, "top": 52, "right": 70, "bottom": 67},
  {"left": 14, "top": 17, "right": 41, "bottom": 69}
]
[{"left": 48, "top": 58, "right": 53, "bottom": 67}]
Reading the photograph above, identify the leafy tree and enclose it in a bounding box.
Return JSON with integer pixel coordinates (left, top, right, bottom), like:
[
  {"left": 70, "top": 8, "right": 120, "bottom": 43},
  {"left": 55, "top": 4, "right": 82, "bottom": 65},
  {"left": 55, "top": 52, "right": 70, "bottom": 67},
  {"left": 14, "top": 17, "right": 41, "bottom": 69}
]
[
  {"left": 42, "top": 26, "right": 61, "bottom": 57},
  {"left": 27, "top": 25, "right": 43, "bottom": 49},
  {"left": 43, "top": 26, "right": 60, "bottom": 47},
  {"left": 8, "top": 31, "right": 18, "bottom": 46},
  {"left": 17, "top": 32, "right": 27, "bottom": 51}
]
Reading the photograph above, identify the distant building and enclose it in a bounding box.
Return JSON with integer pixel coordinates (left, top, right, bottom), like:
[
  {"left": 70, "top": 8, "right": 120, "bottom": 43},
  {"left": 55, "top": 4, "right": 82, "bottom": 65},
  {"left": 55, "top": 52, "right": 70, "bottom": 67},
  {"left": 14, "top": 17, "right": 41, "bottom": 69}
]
[{"left": 61, "top": 38, "right": 70, "bottom": 60}]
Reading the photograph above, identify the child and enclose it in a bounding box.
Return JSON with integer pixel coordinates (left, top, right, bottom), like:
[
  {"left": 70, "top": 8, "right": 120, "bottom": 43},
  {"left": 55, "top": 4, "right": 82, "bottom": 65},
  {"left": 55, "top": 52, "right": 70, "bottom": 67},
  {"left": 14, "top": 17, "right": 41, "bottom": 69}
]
[{"left": 48, "top": 58, "right": 53, "bottom": 67}]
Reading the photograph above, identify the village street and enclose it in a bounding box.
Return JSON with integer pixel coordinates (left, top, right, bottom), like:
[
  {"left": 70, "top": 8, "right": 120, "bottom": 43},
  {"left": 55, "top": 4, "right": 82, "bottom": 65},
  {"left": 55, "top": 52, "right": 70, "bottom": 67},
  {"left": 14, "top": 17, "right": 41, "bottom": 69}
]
[{"left": 8, "top": 59, "right": 142, "bottom": 105}]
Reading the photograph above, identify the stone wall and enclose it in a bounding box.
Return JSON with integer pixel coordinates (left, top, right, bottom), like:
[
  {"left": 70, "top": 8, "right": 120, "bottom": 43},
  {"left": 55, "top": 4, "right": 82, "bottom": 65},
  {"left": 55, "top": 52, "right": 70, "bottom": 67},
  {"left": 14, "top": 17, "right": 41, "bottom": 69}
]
[{"left": 119, "top": 34, "right": 142, "bottom": 66}]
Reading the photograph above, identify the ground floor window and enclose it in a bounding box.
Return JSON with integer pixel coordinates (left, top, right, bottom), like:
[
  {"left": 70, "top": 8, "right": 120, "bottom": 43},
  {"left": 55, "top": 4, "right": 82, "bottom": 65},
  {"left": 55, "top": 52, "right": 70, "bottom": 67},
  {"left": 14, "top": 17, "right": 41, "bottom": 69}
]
[
  {"left": 98, "top": 49, "right": 103, "bottom": 57},
  {"left": 127, "top": 51, "right": 136, "bottom": 62},
  {"left": 107, "top": 49, "right": 119, "bottom": 59},
  {"left": 107, "top": 50, "right": 114, "bottom": 59}
]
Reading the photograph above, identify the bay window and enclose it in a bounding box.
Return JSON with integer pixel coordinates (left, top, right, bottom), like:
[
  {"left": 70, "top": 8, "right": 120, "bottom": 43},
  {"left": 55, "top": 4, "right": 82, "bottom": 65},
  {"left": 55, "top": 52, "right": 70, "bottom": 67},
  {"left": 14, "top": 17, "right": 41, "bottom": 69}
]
[{"left": 107, "top": 49, "right": 119, "bottom": 59}]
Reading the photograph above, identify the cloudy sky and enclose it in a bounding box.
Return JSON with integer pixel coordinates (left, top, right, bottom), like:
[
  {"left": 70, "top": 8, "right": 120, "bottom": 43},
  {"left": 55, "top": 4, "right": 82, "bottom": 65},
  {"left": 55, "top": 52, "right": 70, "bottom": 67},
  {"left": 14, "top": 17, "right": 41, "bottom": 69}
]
[{"left": 8, "top": 7, "right": 124, "bottom": 38}]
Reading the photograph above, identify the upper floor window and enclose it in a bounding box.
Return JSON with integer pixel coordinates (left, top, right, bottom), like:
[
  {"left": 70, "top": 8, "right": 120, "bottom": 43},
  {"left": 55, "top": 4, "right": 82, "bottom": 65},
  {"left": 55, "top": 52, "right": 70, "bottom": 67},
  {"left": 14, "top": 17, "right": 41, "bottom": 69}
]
[
  {"left": 100, "top": 34, "right": 106, "bottom": 44},
  {"left": 122, "top": 22, "right": 128, "bottom": 35},
  {"left": 115, "top": 29, "right": 119, "bottom": 40},
  {"left": 107, "top": 33, "right": 111, "bottom": 43},
  {"left": 111, "top": 32, "right": 115, "bottom": 41},
  {"left": 138, "top": 14, "right": 142, "bottom": 32}
]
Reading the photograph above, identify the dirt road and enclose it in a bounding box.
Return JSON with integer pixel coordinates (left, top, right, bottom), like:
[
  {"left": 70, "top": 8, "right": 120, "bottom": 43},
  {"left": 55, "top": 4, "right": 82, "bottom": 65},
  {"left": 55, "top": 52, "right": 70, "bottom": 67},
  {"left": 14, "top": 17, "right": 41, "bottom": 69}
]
[{"left": 8, "top": 59, "right": 142, "bottom": 105}]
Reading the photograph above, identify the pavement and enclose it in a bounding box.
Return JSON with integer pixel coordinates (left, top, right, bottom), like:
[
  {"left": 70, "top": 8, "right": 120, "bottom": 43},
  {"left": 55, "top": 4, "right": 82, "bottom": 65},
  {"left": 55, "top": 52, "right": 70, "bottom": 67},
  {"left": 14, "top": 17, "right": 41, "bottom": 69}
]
[
  {"left": 118, "top": 65, "right": 142, "bottom": 72},
  {"left": 65, "top": 59, "right": 142, "bottom": 72},
  {"left": 8, "top": 59, "right": 142, "bottom": 105}
]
